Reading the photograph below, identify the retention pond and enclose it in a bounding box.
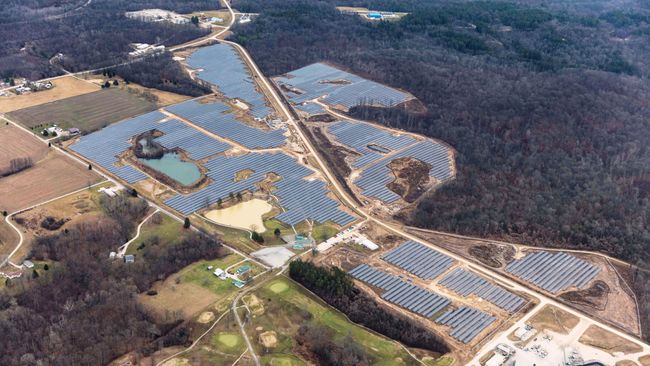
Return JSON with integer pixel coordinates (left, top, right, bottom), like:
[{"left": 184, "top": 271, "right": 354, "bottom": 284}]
[
  {"left": 204, "top": 198, "right": 273, "bottom": 232},
  {"left": 138, "top": 153, "right": 201, "bottom": 186}
]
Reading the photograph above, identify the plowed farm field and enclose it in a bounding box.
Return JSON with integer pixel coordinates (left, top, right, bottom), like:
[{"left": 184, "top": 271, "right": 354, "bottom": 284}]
[
  {"left": 0, "top": 150, "right": 102, "bottom": 213},
  {"left": 0, "top": 124, "right": 48, "bottom": 170},
  {"left": 7, "top": 88, "right": 157, "bottom": 134}
]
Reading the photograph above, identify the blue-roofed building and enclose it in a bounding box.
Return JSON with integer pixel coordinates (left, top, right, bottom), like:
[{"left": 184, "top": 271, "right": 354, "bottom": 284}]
[{"left": 367, "top": 12, "right": 383, "bottom": 19}]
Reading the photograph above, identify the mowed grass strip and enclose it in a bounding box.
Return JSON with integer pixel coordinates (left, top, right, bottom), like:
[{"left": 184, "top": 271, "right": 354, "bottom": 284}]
[{"left": 7, "top": 88, "right": 157, "bottom": 134}]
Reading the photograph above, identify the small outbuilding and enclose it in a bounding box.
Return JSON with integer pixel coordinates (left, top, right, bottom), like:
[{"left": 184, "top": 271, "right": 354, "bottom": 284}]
[
  {"left": 22, "top": 260, "right": 34, "bottom": 269},
  {"left": 124, "top": 254, "right": 135, "bottom": 263}
]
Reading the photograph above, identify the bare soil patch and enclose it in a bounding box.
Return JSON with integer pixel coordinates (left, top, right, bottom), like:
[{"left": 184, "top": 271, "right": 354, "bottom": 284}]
[
  {"left": 139, "top": 278, "right": 218, "bottom": 321},
  {"left": 259, "top": 331, "right": 278, "bottom": 348},
  {"left": 0, "top": 151, "right": 101, "bottom": 213},
  {"left": 387, "top": 156, "right": 431, "bottom": 203},
  {"left": 0, "top": 124, "right": 48, "bottom": 173},
  {"left": 560, "top": 280, "right": 610, "bottom": 310},
  {"left": 197, "top": 311, "right": 215, "bottom": 324},
  {"left": 528, "top": 304, "right": 579, "bottom": 334},
  {"left": 0, "top": 76, "right": 99, "bottom": 113},
  {"left": 579, "top": 325, "right": 643, "bottom": 355},
  {"left": 639, "top": 355, "right": 650, "bottom": 366},
  {"left": 468, "top": 243, "right": 515, "bottom": 268},
  {"left": 616, "top": 360, "right": 639, "bottom": 366}
]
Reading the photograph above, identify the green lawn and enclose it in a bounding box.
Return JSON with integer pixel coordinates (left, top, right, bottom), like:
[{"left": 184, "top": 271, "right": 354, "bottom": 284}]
[
  {"left": 128, "top": 212, "right": 184, "bottom": 255},
  {"left": 246, "top": 277, "right": 437, "bottom": 366},
  {"left": 182, "top": 254, "right": 244, "bottom": 294}
]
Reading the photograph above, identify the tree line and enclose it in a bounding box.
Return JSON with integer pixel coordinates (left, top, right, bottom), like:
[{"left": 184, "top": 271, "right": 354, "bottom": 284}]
[{"left": 289, "top": 260, "right": 450, "bottom": 353}]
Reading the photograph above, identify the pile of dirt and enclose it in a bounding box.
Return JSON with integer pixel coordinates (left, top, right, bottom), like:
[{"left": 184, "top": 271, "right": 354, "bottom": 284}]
[
  {"left": 307, "top": 114, "right": 336, "bottom": 122},
  {"left": 258, "top": 331, "right": 278, "bottom": 348},
  {"left": 386, "top": 157, "right": 431, "bottom": 203},
  {"left": 468, "top": 243, "right": 515, "bottom": 268},
  {"left": 560, "top": 280, "right": 610, "bottom": 310}
]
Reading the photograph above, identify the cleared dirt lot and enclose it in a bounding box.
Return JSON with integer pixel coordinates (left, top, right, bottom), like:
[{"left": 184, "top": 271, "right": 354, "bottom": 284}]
[
  {"left": 7, "top": 88, "right": 157, "bottom": 133},
  {"left": 0, "top": 124, "right": 48, "bottom": 170},
  {"left": 0, "top": 76, "right": 99, "bottom": 113},
  {"left": 0, "top": 151, "right": 102, "bottom": 213}
]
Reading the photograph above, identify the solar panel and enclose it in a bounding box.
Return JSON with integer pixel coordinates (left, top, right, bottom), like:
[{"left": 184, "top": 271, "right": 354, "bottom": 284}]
[
  {"left": 354, "top": 140, "right": 453, "bottom": 203},
  {"left": 69, "top": 111, "right": 230, "bottom": 183},
  {"left": 381, "top": 240, "right": 455, "bottom": 280},
  {"left": 166, "top": 99, "right": 286, "bottom": 149},
  {"left": 505, "top": 251, "right": 600, "bottom": 294},
  {"left": 439, "top": 268, "right": 525, "bottom": 312},
  {"left": 327, "top": 120, "right": 416, "bottom": 169},
  {"left": 275, "top": 63, "right": 411, "bottom": 109},
  {"left": 435, "top": 306, "right": 496, "bottom": 344},
  {"left": 349, "top": 264, "right": 451, "bottom": 318},
  {"left": 187, "top": 43, "right": 273, "bottom": 119}
]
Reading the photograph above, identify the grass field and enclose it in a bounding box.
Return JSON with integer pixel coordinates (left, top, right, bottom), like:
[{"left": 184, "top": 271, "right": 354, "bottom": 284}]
[
  {"left": 579, "top": 325, "right": 643, "bottom": 355},
  {"left": 7, "top": 88, "right": 157, "bottom": 134},
  {"left": 0, "top": 76, "right": 99, "bottom": 113},
  {"left": 127, "top": 213, "right": 184, "bottom": 255},
  {"left": 0, "top": 124, "right": 48, "bottom": 172},
  {"left": 528, "top": 304, "right": 580, "bottom": 334},
  {"left": 139, "top": 253, "right": 246, "bottom": 321},
  {"left": 0, "top": 151, "right": 102, "bottom": 213},
  {"left": 245, "top": 277, "right": 440, "bottom": 366}
]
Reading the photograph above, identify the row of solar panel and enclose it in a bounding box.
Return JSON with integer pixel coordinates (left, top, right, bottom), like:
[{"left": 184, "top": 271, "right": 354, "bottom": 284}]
[
  {"left": 436, "top": 307, "right": 496, "bottom": 344},
  {"left": 164, "top": 151, "right": 355, "bottom": 226},
  {"left": 348, "top": 264, "right": 451, "bottom": 318},
  {"left": 381, "top": 240, "right": 455, "bottom": 280},
  {"left": 505, "top": 251, "right": 600, "bottom": 294},
  {"left": 274, "top": 62, "right": 411, "bottom": 109},
  {"left": 349, "top": 264, "right": 495, "bottom": 343},
  {"left": 70, "top": 110, "right": 354, "bottom": 227},
  {"left": 294, "top": 102, "right": 326, "bottom": 115},
  {"left": 187, "top": 43, "right": 272, "bottom": 119},
  {"left": 354, "top": 140, "right": 452, "bottom": 203},
  {"left": 70, "top": 111, "right": 230, "bottom": 184},
  {"left": 327, "top": 120, "right": 417, "bottom": 169},
  {"left": 166, "top": 98, "right": 286, "bottom": 149},
  {"left": 439, "top": 268, "right": 525, "bottom": 312}
]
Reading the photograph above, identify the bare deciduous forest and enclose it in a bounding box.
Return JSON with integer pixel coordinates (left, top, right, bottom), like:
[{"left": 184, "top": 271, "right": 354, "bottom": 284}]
[{"left": 231, "top": 0, "right": 650, "bottom": 339}]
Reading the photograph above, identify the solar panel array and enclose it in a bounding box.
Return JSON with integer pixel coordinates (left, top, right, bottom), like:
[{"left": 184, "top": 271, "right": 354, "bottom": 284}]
[
  {"left": 505, "top": 252, "right": 600, "bottom": 294},
  {"left": 294, "top": 102, "right": 325, "bottom": 115},
  {"left": 187, "top": 43, "right": 272, "bottom": 119},
  {"left": 70, "top": 111, "right": 231, "bottom": 183},
  {"left": 165, "top": 152, "right": 356, "bottom": 226},
  {"left": 439, "top": 268, "right": 525, "bottom": 312},
  {"left": 71, "top": 109, "right": 352, "bottom": 227},
  {"left": 435, "top": 307, "right": 496, "bottom": 344},
  {"left": 166, "top": 99, "right": 286, "bottom": 149},
  {"left": 381, "top": 240, "right": 455, "bottom": 280},
  {"left": 275, "top": 63, "right": 411, "bottom": 109},
  {"left": 349, "top": 264, "right": 451, "bottom": 318},
  {"left": 327, "top": 120, "right": 416, "bottom": 169},
  {"left": 355, "top": 140, "right": 452, "bottom": 203}
]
